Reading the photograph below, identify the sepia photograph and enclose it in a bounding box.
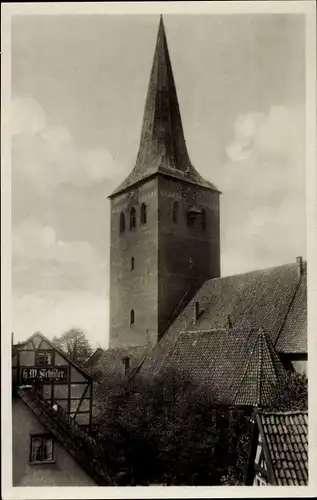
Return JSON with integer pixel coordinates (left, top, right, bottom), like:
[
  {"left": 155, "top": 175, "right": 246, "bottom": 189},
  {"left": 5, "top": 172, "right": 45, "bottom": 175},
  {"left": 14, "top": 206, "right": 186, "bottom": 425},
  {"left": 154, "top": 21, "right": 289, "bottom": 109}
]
[{"left": 1, "top": 1, "right": 316, "bottom": 498}]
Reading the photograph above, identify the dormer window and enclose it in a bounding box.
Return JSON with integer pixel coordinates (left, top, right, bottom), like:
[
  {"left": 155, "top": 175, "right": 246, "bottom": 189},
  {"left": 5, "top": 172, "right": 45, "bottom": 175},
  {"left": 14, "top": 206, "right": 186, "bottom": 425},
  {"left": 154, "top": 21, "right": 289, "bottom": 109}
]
[
  {"left": 140, "top": 203, "right": 147, "bottom": 224},
  {"left": 172, "top": 201, "right": 179, "bottom": 223},
  {"left": 130, "top": 208, "right": 136, "bottom": 230},
  {"left": 119, "top": 212, "right": 125, "bottom": 233}
]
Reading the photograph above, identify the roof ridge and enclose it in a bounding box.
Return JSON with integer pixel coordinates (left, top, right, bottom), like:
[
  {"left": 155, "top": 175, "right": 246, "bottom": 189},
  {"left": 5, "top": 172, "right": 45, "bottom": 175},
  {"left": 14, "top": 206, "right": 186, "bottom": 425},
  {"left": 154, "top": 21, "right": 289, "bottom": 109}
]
[
  {"left": 256, "top": 409, "right": 308, "bottom": 416},
  {"left": 230, "top": 329, "right": 259, "bottom": 404},
  {"left": 206, "top": 261, "right": 299, "bottom": 283},
  {"left": 274, "top": 269, "right": 303, "bottom": 348}
]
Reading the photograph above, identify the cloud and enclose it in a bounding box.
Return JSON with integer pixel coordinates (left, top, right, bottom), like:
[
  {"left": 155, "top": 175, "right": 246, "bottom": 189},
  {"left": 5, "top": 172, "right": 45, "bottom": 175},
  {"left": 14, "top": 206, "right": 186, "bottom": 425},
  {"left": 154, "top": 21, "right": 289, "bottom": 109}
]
[
  {"left": 11, "top": 96, "right": 124, "bottom": 193},
  {"left": 220, "top": 105, "right": 305, "bottom": 276},
  {"left": 12, "top": 217, "right": 107, "bottom": 294},
  {"left": 12, "top": 217, "right": 109, "bottom": 347},
  {"left": 12, "top": 291, "right": 109, "bottom": 349}
]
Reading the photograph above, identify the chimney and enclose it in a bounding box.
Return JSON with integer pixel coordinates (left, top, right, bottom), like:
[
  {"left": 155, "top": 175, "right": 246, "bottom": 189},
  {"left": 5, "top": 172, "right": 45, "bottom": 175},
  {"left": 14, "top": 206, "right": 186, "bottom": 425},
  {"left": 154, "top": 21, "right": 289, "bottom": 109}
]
[
  {"left": 296, "top": 256, "right": 303, "bottom": 279},
  {"left": 193, "top": 301, "right": 200, "bottom": 324},
  {"left": 227, "top": 315, "right": 233, "bottom": 330}
]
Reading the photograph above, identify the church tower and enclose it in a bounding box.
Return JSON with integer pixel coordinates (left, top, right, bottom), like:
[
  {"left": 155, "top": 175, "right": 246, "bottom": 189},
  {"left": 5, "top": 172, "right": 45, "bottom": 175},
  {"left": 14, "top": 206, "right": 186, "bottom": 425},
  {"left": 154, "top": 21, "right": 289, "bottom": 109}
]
[{"left": 108, "top": 17, "right": 221, "bottom": 348}]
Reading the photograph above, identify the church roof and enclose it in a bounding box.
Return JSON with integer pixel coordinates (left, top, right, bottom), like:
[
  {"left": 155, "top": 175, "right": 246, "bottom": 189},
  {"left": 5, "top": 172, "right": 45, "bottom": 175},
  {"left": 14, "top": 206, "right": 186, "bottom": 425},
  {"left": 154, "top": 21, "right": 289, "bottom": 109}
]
[
  {"left": 150, "top": 327, "right": 286, "bottom": 406},
  {"left": 85, "top": 344, "right": 152, "bottom": 382},
  {"left": 255, "top": 410, "right": 308, "bottom": 485},
  {"left": 137, "top": 260, "right": 307, "bottom": 400},
  {"left": 110, "top": 17, "right": 218, "bottom": 198}
]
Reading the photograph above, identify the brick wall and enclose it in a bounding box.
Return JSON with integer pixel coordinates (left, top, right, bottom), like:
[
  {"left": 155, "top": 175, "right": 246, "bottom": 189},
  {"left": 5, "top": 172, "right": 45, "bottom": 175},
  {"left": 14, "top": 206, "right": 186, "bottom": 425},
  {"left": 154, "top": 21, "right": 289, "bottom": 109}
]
[
  {"left": 109, "top": 175, "right": 220, "bottom": 348},
  {"left": 109, "top": 178, "right": 159, "bottom": 348},
  {"left": 157, "top": 176, "right": 220, "bottom": 337}
]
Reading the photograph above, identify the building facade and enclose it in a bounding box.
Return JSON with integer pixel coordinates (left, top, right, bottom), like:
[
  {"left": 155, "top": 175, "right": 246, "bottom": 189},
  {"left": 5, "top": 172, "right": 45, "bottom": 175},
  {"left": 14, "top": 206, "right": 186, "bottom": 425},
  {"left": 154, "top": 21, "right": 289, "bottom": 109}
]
[{"left": 12, "top": 333, "right": 108, "bottom": 486}]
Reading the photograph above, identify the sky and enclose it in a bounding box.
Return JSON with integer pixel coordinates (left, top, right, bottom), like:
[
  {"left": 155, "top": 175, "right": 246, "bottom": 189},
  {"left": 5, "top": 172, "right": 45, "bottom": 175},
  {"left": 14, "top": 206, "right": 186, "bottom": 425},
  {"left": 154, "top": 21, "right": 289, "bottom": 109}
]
[{"left": 11, "top": 14, "right": 306, "bottom": 348}]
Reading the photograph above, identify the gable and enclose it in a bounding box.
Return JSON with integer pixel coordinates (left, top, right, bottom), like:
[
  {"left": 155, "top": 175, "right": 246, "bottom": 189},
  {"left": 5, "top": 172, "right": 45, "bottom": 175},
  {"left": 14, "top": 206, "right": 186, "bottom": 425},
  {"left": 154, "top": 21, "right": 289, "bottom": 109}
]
[{"left": 153, "top": 328, "right": 286, "bottom": 407}]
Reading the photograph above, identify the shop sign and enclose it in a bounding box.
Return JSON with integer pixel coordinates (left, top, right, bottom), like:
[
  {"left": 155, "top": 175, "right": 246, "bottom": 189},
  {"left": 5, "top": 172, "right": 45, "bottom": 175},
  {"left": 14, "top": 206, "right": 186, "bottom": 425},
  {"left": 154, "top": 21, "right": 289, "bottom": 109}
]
[{"left": 20, "top": 366, "right": 68, "bottom": 383}]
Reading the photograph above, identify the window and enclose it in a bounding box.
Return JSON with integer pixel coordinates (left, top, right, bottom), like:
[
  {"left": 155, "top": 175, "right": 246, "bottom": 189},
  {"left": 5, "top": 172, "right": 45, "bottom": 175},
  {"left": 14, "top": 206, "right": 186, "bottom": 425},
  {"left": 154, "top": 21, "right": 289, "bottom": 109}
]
[
  {"left": 35, "top": 351, "right": 53, "bottom": 366},
  {"left": 187, "top": 212, "right": 196, "bottom": 228},
  {"left": 130, "top": 208, "right": 136, "bottom": 230},
  {"left": 172, "top": 201, "right": 179, "bottom": 223},
  {"left": 30, "top": 435, "right": 54, "bottom": 463},
  {"left": 123, "top": 357, "right": 130, "bottom": 376},
  {"left": 201, "top": 209, "right": 206, "bottom": 230},
  {"left": 131, "top": 257, "right": 135, "bottom": 271},
  {"left": 140, "top": 203, "right": 147, "bottom": 225},
  {"left": 130, "top": 309, "right": 135, "bottom": 326},
  {"left": 189, "top": 257, "right": 193, "bottom": 270},
  {"left": 119, "top": 212, "right": 125, "bottom": 233}
]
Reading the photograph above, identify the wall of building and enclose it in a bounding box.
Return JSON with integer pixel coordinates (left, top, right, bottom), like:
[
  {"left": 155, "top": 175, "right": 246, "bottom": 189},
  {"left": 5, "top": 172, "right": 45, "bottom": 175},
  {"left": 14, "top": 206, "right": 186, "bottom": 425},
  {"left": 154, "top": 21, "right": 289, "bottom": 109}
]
[
  {"left": 291, "top": 360, "right": 307, "bottom": 375},
  {"left": 109, "top": 175, "right": 221, "bottom": 347},
  {"left": 158, "top": 176, "right": 220, "bottom": 337},
  {"left": 109, "top": 178, "right": 159, "bottom": 348},
  {"left": 12, "top": 396, "right": 96, "bottom": 486}
]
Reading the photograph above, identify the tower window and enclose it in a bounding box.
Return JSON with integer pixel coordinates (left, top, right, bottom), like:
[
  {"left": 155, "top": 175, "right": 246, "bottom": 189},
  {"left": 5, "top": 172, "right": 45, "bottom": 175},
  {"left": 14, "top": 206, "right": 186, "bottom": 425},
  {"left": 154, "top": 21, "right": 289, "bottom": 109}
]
[
  {"left": 140, "top": 203, "right": 147, "bottom": 225},
  {"left": 130, "top": 309, "right": 135, "bottom": 326},
  {"left": 172, "top": 201, "right": 179, "bottom": 223},
  {"left": 201, "top": 209, "right": 206, "bottom": 231},
  {"left": 119, "top": 212, "right": 125, "bottom": 233},
  {"left": 189, "top": 257, "right": 193, "bottom": 270},
  {"left": 130, "top": 208, "right": 136, "bottom": 230},
  {"left": 123, "top": 356, "right": 130, "bottom": 376},
  {"left": 131, "top": 257, "right": 135, "bottom": 271}
]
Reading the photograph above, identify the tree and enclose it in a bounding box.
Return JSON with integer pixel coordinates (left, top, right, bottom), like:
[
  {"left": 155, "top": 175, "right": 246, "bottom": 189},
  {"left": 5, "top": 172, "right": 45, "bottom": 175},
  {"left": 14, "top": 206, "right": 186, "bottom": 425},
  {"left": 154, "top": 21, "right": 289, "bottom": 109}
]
[
  {"left": 268, "top": 371, "right": 308, "bottom": 412},
  {"left": 52, "top": 328, "right": 93, "bottom": 365},
  {"left": 92, "top": 370, "right": 252, "bottom": 486}
]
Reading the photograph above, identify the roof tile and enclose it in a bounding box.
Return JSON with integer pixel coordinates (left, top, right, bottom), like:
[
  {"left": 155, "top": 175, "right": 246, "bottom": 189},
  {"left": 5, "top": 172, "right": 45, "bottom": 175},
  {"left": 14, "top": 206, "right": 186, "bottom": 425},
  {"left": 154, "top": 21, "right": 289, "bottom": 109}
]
[{"left": 257, "top": 410, "right": 308, "bottom": 486}]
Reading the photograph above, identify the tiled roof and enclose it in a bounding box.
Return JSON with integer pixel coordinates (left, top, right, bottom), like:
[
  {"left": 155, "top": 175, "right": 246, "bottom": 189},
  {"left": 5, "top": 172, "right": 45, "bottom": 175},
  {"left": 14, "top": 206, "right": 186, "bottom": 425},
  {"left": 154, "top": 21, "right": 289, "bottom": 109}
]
[
  {"left": 256, "top": 410, "right": 308, "bottom": 485},
  {"left": 276, "top": 264, "right": 307, "bottom": 353},
  {"left": 151, "top": 327, "right": 286, "bottom": 406},
  {"left": 86, "top": 345, "right": 152, "bottom": 382},
  {"left": 139, "top": 262, "right": 306, "bottom": 380},
  {"left": 110, "top": 17, "right": 218, "bottom": 198}
]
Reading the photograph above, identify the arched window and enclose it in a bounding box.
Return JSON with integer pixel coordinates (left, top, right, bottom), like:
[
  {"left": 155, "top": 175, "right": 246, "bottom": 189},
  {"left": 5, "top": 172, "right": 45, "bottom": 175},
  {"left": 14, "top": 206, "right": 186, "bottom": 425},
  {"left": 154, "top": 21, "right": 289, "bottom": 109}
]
[
  {"left": 140, "top": 203, "right": 147, "bottom": 225},
  {"left": 130, "top": 207, "right": 136, "bottom": 230},
  {"left": 172, "top": 201, "right": 179, "bottom": 223},
  {"left": 130, "top": 309, "right": 135, "bottom": 326},
  {"left": 201, "top": 209, "right": 206, "bottom": 231},
  {"left": 119, "top": 212, "right": 125, "bottom": 233},
  {"left": 131, "top": 257, "right": 135, "bottom": 271}
]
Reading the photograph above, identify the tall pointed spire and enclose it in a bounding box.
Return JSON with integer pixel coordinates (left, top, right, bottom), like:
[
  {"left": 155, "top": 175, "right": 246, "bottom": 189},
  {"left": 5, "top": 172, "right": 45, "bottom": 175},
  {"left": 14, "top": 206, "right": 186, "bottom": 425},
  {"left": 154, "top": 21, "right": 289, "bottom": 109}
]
[{"left": 110, "top": 16, "right": 218, "bottom": 197}]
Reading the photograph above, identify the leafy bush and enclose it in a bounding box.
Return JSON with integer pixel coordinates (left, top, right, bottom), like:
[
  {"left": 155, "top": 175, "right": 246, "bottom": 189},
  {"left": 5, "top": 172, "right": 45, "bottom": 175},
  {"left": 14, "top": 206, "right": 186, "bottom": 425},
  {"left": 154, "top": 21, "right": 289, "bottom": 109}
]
[
  {"left": 92, "top": 370, "right": 252, "bottom": 485},
  {"left": 269, "top": 371, "right": 308, "bottom": 411}
]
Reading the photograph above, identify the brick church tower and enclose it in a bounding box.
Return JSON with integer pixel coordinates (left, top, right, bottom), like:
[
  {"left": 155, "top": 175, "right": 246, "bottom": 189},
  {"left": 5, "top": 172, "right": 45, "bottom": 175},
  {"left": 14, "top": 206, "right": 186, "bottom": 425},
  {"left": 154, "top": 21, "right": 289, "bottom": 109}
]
[{"left": 108, "top": 17, "right": 221, "bottom": 348}]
